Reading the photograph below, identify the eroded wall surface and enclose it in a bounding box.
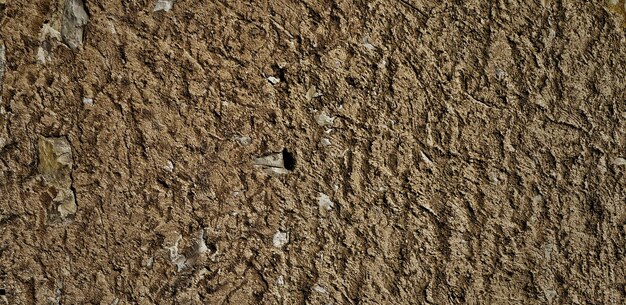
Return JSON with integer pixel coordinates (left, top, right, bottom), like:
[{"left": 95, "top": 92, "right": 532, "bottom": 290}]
[{"left": 1, "top": 1, "right": 625, "bottom": 304}]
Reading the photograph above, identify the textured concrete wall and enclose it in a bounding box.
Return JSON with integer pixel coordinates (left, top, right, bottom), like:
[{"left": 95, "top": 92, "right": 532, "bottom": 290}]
[{"left": 0, "top": 1, "right": 625, "bottom": 304}]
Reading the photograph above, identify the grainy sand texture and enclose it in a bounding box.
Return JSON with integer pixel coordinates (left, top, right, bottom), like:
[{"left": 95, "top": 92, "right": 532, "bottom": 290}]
[{"left": 1, "top": 0, "right": 626, "bottom": 304}]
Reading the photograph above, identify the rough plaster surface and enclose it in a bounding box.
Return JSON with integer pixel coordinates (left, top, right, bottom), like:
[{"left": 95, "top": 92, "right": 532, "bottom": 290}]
[{"left": 1, "top": 0, "right": 626, "bottom": 304}]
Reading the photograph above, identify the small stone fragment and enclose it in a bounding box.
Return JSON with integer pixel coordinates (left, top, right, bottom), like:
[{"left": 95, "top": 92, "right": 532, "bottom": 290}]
[
  {"left": 363, "top": 35, "right": 376, "bottom": 50},
  {"left": 39, "top": 138, "right": 73, "bottom": 172},
  {"left": 272, "top": 231, "right": 289, "bottom": 248},
  {"left": 38, "top": 136, "right": 77, "bottom": 219},
  {"left": 82, "top": 97, "right": 93, "bottom": 105},
  {"left": 163, "top": 231, "right": 187, "bottom": 271},
  {"left": 420, "top": 151, "right": 435, "bottom": 168},
  {"left": 194, "top": 229, "right": 209, "bottom": 255},
  {"left": 613, "top": 157, "right": 626, "bottom": 166},
  {"left": 54, "top": 189, "right": 77, "bottom": 218},
  {"left": 317, "top": 193, "right": 334, "bottom": 211},
  {"left": 236, "top": 135, "right": 252, "bottom": 146},
  {"left": 154, "top": 0, "right": 175, "bottom": 12},
  {"left": 36, "top": 47, "right": 49, "bottom": 64},
  {"left": 315, "top": 111, "right": 335, "bottom": 127},
  {"left": 61, "top": 0, "right": 89, "bottom": 50},
  {"left": 36, "top": 23, "right": 62, "bottom": 64},
  {"left": 544, "top": 288, "right": 557, "bottom": 303},
  {"left": 254, "top": 150, "right": 294, "bottom": 175},
  {"left": 276, "top": 275, "right": 285, "bottom": 286},
  {"left": 145, "top": 256, "right": 154, "bottom": 268},
  {"left": 160, "top": 227, "right": 210, "bottom": 271},
  {"left": 40, "top": 23, "right": 62, "bottom": 41},
  {"left": 264, "top": 167, "right": 291, "bottom": 175},
  {"left": 320, "top": 138, "right": 331, "bottom": 146},
  {"left": 255, "top": 153, "right": 284, "bottom": 168},
  {"left": 543, "top": 242, "right": 555, "bottom": 260},
  {"left": 306, "top": 85, "right": 323, "bottom": 100},
  {"left": 312, "top": 284, "right": 328, "bottom": 294},
  {"left": 267, "top": 76, "right": 280, "bottom": 85},
  {"left": 164, "top": 160, "right": 174, "bottom": 172},
  {"left": 165, "top": 234, "right": 187, "bottom": 271},
  {"left": 495, "top": 68, "right": 506, "bottom": 80},
  {"left": 306, "top": 86, "right": 316, "bottom": 100}
]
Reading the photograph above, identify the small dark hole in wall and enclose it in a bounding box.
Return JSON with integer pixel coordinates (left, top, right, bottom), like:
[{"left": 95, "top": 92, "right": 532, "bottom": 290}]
[
  {"left": 208, "top": 242, "right": 217, "bottom": 253},
  {"left": 0, "top": 288, "right": 5, "bottom": 295},
  {"left": 282, "top": 148, "right": 296, "bottom": 171},
  {"left": 271, "top": 64, "right": 286, "bottom": 82}
]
